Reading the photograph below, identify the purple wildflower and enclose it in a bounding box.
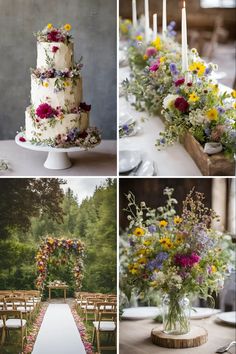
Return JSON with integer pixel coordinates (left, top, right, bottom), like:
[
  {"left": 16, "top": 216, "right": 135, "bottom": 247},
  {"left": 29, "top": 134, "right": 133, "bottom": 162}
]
[
  {"left": 148, "top": 225, "right": 157, "bottom": 233},
  {"left": 147, "top": 252, "right": 169, "bottom": 271}
]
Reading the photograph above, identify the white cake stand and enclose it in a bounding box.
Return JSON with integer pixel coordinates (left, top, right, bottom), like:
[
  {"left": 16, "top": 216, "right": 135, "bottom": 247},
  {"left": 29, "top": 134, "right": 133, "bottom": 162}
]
[{"left": 15, "top": 132, "right": 86, "bottom": 170}]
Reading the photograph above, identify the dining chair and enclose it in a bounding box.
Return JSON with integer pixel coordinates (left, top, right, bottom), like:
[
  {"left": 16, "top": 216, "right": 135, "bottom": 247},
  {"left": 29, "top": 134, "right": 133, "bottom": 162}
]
[
  {"left": 92, "top": 310, "right": 117, "bottom": 353},
  {"left": 0, "top": 310, "right": 27, "bottom": 351}
]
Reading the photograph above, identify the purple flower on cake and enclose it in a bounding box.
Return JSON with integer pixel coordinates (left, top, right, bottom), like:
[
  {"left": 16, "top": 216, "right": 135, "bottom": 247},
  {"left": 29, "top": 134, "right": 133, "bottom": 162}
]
[
  {"left": 145, "top": 47, "right": 157, "bottom": 57},
  {"left": 36, "top": 103, "right": 57, "bottom": 119},
  {"left": 80, "top": 102, "right": 91, "bottom": 112},
  {"left": 174, "top": 97, "right": 189, "bottom": 113},
  {"left": 52, "top": 46, "right": 59, "bottom": 53},
  {"left": 174, "top": 78, "right": 185, "bottom": 87},
  {"left": 169, "top": 63, "right": 179, "bottom": 75},
  {"left": 149, "top": 61, "right": 160, "bottom": 72}
]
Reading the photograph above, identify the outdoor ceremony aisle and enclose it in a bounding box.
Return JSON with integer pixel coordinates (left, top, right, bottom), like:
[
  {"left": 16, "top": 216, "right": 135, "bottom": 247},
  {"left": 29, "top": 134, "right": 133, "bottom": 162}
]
[{"left": 32, "top": 304, "right": 86, "bottom": 354}]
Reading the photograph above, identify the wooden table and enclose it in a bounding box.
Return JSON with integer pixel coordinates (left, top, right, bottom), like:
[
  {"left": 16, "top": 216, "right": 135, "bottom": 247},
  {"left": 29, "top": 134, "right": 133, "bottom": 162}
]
[
  {"left": 48, "top": 285, "right": 69, "bottom": 302},
  {"left": 120, "top": 316, "right": 236, "bottom": 354}
]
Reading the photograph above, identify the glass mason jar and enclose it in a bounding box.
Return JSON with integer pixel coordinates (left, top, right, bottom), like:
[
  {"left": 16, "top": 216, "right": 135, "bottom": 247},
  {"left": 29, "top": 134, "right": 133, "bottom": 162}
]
[{"left": 162, "top": 293, "right": 190, "bottom": 335}]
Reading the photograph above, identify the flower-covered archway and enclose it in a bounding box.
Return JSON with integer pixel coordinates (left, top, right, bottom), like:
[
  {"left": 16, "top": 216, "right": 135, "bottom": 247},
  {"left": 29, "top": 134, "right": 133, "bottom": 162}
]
[{"left": 36, "top": 236, "right": 85, "bottom": 290}]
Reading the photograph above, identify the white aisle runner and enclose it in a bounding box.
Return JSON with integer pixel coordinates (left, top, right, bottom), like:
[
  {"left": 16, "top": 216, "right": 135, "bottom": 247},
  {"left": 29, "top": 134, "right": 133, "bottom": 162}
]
[{"left": 32, "top": 304, "right": 86, "bottom": 354}]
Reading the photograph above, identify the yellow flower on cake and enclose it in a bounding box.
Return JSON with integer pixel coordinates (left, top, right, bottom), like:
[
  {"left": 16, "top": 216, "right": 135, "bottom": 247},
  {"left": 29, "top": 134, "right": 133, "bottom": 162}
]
[
  {"left": 143, "top": 54, "right": 148, "bottom": 61},
  {"left": 209, "top": 84, "right": 219, "bottom": 95},
  {"left": 206, "top": 108, "right": 218, "bottom": 121},
  {"left": 43, "top": 82, "right": 49, "bottom": 88},
  {"left": 64, "top": 81, "right": 70, "bottom": 87},
  {"left": 160, "top": 57, "right": 166, "bottom": 64},
  {"left": 151, "top": 37, "right": 162, "bottom": 51},
  {"left": 133, "top": 227, "right": 145, "bottom": 237},
  {"left": 47, "top": 23, "right": 53, "bottom": 29},
  {"left": 188, "top": 92, "right": 199, "bottom": 103},
  {"left": 64, "top": 24, "right": 72, "bottom": 31},
  {"left": 189, "top": 61, "right": 206, "bottom": 77},
  {"left": 211, "top": 265, "right": 217, "bottom": 273}
]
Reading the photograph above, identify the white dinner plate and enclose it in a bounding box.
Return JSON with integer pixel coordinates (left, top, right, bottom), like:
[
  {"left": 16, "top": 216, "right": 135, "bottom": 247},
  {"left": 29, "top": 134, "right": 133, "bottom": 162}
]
[
  {"left": 119, "top": 150, "right": 141, "bottom": 173},
  {"left": 190, "top": 307, "right": 221, "bottom": 319},
  {"left": 121, "top": 307, "right": 160, "bottom": 320},
  {"left": 217, "top": 311, "right": 236, "bottom": 325}
]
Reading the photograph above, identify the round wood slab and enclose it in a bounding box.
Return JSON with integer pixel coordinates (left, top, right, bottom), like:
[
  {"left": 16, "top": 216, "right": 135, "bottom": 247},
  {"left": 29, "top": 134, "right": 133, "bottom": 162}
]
[{"left": 151, "top": 325, "right": 208, "bottom": 348}]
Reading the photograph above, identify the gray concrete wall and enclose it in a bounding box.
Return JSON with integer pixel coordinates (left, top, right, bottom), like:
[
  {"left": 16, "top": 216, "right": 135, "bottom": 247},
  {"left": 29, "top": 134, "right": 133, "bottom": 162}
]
[{"left": 0, "top": 0, "right": 117, "bottom": 140}]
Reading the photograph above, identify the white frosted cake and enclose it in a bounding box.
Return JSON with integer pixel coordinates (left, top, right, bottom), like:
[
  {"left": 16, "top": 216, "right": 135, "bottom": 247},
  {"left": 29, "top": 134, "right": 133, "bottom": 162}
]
[{"left": 23, "top": 24, "right": 100, "bottom": 148}]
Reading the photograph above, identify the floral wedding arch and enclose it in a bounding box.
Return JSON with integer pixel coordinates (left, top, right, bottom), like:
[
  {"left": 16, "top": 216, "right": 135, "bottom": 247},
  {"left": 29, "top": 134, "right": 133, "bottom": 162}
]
[{"left": 35, "top": 236, "right": 85, "bottom": 290}]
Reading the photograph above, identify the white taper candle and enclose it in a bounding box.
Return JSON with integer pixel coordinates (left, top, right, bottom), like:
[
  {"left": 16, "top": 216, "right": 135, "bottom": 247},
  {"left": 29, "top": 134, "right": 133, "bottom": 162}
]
[
  {"left": 162, "top": 0, "right": 167, "bottom": 36},
  {"left": 181, "top": 1, "right": 188, "bottom": 74},
  {"left": 132, "top": 0, "right": 137, "bottom": 28},
  {"left": 153, "top": 13, "right": 157, "bottom": 40},
  {"left": 144, "top": 0, "right": 150, "bottom": 43}
]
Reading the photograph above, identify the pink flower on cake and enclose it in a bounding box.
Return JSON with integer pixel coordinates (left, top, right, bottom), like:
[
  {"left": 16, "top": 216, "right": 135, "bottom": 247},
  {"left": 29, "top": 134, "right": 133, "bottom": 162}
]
[
  {"left": 174, "top": 78, "right": 185, "bottom": 87},
  {"left": 80, "top": 102, "right": 91, "bottom": 112},
  {"left": 36, "top": 103, "right": 56, "bottom": 119},
  {"left": 52, "top": 46, "right": 59, "bottom": 53},
  {"left": 174, "top": 97, "right": 189, "bottom": 113},
  {"left": 149, "top": 60, "right": 160, "bottom": 72}
]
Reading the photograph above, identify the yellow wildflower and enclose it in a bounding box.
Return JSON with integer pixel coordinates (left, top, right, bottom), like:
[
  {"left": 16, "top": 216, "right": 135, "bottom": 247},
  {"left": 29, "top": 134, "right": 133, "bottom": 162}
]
[
  {"left": 150, "top": 281, "right": 158, "bottom": 287},
  {"left": 143, "top": 54, "right": 148, "bottom": 61},
  {"left": 159, "top": 56, "right": 166, "bottom": 63},
  {"left": 64, "top": 81, "right": 70, "bottom": 87},
  {"left": 138, "top": 257, "right": 147, "bottom": 264},
  {"left": 174, "top": 216, "right": 183, "bottom": 225},
  {"left": 189, "top": 61, "right": 206, "bottom": 77},
  {"left": 206, "top": 108, "right": 218, "bottom": 121},
  {"left": 151, "top": 37, "right": 162, "bottom": 51},
  {"left": 209, "top": 84, "right": 219, "bottom": 95},
  {"left": 64, "top": 24, "right": 72, "bottom": 31},
  {"left": 211, "top": 265, "right": 217, "bottom": 273},
  {"left": 159, "top": 220, "right": 168, "bottom": 228},
  {"left": 233, "top": 102, "right": 236, "bottom": 109},
  {"left": 188, "top": 92, "right": 200, "bottom": 103},
  {"left": 159, "top": 237, "right": 173, "bottom": 250},
  {"left": 120, "top": 24, "right": 129, "bottom": 34},
  {"left": 128, "top": 263, "right": 139, "bottom": 275},
  {"left": 47, "top": 23, "right": 53, "bottom": 29},
  {"left": 231, "top": 90, "right": 236, "bottom": 99},
  {"left": 43, "top": 82, "right": 49, "bottom": 88},
  {"left": 136, "top": 35, "right": 143, "bottom": 41},
  {"left": 175, "top": 233, "right": 184, "bottom": 244},
  {"left": 133, "top": 227, "right": 145, "bottom": 237},
  {"left": 143, "top": 240, "right": 152, "bottom": 247}
]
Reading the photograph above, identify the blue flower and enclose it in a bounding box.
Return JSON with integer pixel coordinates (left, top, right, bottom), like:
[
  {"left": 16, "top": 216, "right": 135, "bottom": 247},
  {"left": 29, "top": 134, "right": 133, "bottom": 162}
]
[
  {"left": 205, "top": 67, "right": 212, "bottom": 75},
  {"left": 148, "top": 225, "right": 157, "bottom": 233},
  {"left": 204, "top": 127, "right": 211, "bottom": 136},
  {"left": 217, "top": 106, "right": 225, "bottom": 114},
  {"left": 147, "top": 252, "right": 169, "bottom": 271},
  {"left": 169, "top": 63, "right": 177, "bottom": 73}
]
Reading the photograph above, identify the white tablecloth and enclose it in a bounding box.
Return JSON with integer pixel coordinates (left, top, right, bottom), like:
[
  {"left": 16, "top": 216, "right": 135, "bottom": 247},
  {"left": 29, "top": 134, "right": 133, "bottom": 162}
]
[
  {"left": 119, "top": 66, "right": 202, "bottom": 176},
  {"left": 0, "top": 140, "right": 116, "bottom": 176}
]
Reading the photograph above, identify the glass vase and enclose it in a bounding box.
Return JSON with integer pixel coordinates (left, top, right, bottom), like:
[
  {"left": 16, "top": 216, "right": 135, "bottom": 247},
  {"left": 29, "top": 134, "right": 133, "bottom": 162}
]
[{"left": 162, "top": 293, "right": 190, "bottom": 335}]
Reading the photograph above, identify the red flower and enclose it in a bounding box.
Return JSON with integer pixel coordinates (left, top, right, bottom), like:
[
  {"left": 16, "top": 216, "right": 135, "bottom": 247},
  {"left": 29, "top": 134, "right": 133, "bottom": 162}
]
[
  {"left": 36, "top": 103, "right": 56, "bottom": 119},
  {"left": 174, "top": 97, "right": 189, "bottom": 113},
  {"left": 19, "top": 136, "right": 26, "bottom": 142},
  {"left": 187, "top": 82, "right": 193, "bottom": 87},
  {"left": 47, "top": 30, "right": 64, "bottom": 42},
  {"left": 174, "top": 78, "right": 185, "bottom": 87},
  {"left": 78, "top": 131, "right": 88, "bottom": 139},
  {"left": 80, "top": 102, "right": 91, "bottom": 112},
  {"left": 52, "top": 46, "right": 59, "bottom": 53}
]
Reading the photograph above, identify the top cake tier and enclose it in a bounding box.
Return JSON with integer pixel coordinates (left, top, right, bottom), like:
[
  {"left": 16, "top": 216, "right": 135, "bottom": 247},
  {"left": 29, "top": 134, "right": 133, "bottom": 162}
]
[{"left": 35, "top": 24, "right": 74, "bottom": 70}]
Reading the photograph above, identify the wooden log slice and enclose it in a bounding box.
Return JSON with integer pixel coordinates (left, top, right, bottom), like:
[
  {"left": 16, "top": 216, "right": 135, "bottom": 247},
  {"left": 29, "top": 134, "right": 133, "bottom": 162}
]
[{"left": 151, "top": 325, "right": 208, "bottom": 348}]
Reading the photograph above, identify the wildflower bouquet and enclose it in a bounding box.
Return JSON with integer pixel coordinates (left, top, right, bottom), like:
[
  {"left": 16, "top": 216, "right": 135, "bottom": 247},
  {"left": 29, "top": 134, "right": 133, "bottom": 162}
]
[
  {"left": 156, "top": 51, "right": 236, "bottom": 158},
  {"left": 124, "top": 188, "right": 230, "bottom": 333}
]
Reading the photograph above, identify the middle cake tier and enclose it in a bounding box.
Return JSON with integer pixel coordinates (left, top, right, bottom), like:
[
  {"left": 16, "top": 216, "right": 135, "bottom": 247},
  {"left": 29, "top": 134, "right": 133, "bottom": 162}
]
[{"left": 31, "top": 75, "right": 82, "bottom": 110}]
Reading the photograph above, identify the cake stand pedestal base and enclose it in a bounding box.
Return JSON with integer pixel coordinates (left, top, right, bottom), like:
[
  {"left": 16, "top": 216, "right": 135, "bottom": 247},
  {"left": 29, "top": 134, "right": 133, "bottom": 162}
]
[{"left": 44, "top": 152, "right": 72, "bottom": 170}]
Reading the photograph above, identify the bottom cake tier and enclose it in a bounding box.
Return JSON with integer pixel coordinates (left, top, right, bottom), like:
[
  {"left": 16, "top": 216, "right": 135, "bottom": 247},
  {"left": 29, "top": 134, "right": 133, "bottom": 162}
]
[{"left": 25, "top": 105, "right": 89, "bottom": 144}]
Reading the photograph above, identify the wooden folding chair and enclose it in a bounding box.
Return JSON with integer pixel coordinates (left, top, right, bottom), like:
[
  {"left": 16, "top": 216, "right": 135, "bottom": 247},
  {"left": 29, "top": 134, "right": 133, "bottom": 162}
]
[
  {"left": 92, "top": 310, "right": 117, "bottom": 353},
  {"left": 0, "top": 310, "right": 27, "bottom": 351}
]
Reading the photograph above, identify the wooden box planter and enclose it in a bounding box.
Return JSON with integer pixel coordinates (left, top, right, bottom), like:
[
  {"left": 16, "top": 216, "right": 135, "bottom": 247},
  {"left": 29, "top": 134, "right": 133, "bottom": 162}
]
[{"left": 181, "top": 132, "right": 235, "bottom": 176}]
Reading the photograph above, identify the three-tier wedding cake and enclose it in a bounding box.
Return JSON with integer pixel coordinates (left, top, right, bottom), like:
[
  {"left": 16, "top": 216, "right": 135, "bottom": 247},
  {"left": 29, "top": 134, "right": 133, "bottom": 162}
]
[{"left": 23, "top": 24, "right": 100, "bottom": 148}]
